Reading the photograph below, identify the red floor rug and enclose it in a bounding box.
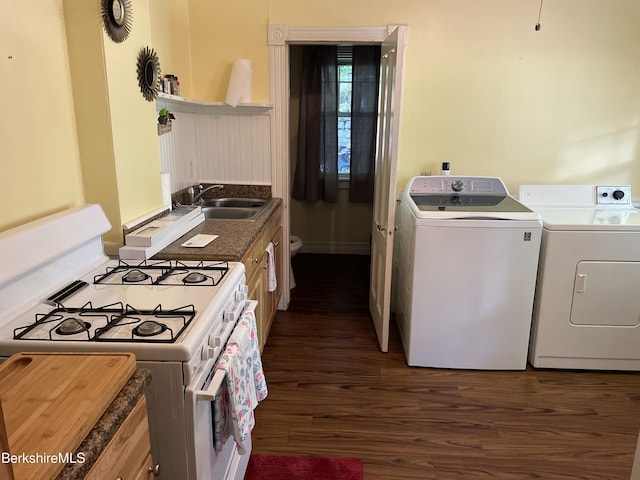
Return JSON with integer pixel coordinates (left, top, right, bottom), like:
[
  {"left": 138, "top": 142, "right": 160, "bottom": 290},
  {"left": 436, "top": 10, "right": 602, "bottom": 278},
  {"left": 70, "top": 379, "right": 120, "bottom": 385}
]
[{"left": 245, "top": 454, "right": 363, "bottom": 480}]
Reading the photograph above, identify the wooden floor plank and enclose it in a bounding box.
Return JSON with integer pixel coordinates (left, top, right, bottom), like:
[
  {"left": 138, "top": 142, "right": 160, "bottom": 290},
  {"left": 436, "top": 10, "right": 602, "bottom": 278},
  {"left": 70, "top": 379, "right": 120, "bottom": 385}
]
[{"left": 252, "top": 254, "right": 640, "bottom": 480}]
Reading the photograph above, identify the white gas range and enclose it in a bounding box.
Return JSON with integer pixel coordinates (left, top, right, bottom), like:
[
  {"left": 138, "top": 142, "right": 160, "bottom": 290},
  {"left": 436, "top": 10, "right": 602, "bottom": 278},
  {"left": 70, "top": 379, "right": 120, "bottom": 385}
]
[{"left": 0, "top": 204, "right": 261, "bottom": 480}]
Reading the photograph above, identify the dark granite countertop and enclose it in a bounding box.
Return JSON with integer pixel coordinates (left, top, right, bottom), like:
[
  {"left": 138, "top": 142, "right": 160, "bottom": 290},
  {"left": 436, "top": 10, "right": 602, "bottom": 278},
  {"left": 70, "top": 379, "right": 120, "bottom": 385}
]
[
  {"left": 55, "top": 369, "right": 152, "bottom": 480},
  {"left": 154, "top": 197, "right": 282, "bottom": 262}
]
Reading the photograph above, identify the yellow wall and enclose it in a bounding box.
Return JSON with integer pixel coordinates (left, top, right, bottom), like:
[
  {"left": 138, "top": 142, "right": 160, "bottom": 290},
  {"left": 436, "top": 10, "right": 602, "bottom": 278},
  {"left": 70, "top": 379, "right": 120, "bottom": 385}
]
[
  {"left": 4, "top": 1, "right": 640, "bottom": 237},
  {"left": 1, "top": 0, "right": 84, "bottom": 231},
  {"left": 2, "top": 0, "right": 165, "bottom": 241},
  {"left": 64, "top": 0, "right": 120, "bottom": 239},
  {"left": 187, "top": 0, "right": 270, "bottom": 103},
  {"left": 101, "top": 0, "right": 163, "bottom": 235},
  {"left": 149, "top": 0, "right": 193, "bottom": 98},
  {"left": 184, "top": 0, "right": 640, "bottom": 195},
  {"left": 65, "top": 0, "right": 165, "bottom": 244},
  {"left": 397, "top": 0, "right": 640, "bottom": 193}
]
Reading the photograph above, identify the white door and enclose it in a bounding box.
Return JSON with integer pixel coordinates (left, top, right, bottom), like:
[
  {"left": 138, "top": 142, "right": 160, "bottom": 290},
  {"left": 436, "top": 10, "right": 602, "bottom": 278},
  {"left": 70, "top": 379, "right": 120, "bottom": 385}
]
[{"left": 369, "top": 26, "right": 406, "bottom": 352}]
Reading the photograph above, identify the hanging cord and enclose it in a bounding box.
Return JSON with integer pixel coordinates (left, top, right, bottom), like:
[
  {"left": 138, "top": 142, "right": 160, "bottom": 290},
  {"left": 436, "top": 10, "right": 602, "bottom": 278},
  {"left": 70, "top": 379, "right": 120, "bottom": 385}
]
[{"left": 535, "top": 0, "right": 544, "bottom": 31}]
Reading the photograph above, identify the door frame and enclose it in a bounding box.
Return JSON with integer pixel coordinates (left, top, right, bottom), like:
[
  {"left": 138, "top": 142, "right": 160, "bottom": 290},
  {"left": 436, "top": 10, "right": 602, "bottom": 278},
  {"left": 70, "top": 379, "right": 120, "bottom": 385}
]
[{"left": 268, "top": 24, "right": 404, "bottom": 310}]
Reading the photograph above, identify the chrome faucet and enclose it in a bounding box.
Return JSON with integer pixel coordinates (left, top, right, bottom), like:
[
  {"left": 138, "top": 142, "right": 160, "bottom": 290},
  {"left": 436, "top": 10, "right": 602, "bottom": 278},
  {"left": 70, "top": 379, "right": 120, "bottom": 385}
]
[
  {"left": 186, "top": 184, "right": 201, "bottom": 204},
  {"left": 190, "top": 184, "right": 223, "bottom": 204}
]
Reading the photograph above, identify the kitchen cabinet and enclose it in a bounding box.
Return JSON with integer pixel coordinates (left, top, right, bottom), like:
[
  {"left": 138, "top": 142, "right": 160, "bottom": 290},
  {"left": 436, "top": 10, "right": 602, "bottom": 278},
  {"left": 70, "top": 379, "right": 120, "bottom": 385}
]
[
  {"left": 0, "top": 352, "right": 154, "bottom": 480},
  {"left": 242, "top": 205, "right": 283, "bottom": 351},
  {"left": 84, "top": 397, "right": 155, "bottom": 480}
]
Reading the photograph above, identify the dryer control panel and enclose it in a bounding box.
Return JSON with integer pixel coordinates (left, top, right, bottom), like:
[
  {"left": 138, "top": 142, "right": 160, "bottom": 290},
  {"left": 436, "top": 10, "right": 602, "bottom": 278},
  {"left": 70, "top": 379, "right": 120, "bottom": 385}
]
[
  {"left": 596, "top": 186, "right": 631, "bottom": 205},
  {"left": 520, "top": 184, "right": 633, "bottom": 208}
]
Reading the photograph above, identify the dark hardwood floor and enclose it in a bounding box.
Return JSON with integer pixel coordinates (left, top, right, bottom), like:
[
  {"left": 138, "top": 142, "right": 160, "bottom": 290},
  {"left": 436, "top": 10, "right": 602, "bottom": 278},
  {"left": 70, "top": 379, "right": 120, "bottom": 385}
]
[{"left": 251, "top": 253, "right": 640, "bottom": 479}]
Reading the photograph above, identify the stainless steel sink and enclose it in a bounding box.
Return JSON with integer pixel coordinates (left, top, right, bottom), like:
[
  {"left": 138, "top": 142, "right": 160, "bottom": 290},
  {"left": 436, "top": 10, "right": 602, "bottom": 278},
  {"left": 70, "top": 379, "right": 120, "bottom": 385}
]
[
  {"left": 199, "top": 198, "right": 272, "bottom": 221},
  {"left": 201, "top": 206, "right": 261, "bottom": 220},
  {"left": 202, "top": 198, "right": 267, "bottom": 208}
]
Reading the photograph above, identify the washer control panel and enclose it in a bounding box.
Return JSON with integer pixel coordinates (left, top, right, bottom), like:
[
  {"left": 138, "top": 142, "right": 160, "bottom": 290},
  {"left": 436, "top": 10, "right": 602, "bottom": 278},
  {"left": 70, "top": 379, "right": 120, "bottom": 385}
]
[
  {"left": 408, "top": 176, "right": 509, "bottom": 196},
  {"left": 596, "top": 186, "right": 631, "bottom": 205}
]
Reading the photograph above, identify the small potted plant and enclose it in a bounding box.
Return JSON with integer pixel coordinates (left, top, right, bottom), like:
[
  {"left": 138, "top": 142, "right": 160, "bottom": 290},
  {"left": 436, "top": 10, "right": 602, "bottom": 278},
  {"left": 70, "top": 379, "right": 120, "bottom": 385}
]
[
  {"left": 157, "top": 108, "right": 175, "bottom": 135},
  {"left": 157, "top": 108, "right": 175, "bottom": 125}
]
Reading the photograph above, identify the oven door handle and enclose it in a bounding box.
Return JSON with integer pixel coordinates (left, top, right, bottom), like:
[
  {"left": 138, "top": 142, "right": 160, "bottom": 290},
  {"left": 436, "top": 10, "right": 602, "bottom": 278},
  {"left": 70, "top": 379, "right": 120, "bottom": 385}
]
[{"left": 196, "top": 369, "right": 226, "bottom": 402}]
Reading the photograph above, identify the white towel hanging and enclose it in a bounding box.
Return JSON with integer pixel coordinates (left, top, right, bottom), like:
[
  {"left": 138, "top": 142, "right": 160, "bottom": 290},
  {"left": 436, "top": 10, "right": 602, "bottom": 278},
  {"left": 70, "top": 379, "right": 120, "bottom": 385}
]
[{"left": 265, "top": 242, "right": 277, "bottom": 292}]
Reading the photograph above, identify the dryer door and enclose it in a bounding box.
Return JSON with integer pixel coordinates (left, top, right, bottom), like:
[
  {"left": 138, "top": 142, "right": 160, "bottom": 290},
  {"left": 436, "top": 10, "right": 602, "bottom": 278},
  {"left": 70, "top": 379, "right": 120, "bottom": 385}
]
[{"left": 570, "top": 261, "right": 640, "bottom": 326}]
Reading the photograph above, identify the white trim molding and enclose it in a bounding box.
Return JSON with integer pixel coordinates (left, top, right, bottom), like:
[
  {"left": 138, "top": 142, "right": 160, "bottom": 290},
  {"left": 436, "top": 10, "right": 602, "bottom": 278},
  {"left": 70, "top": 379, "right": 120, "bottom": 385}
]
[{"left": 268, "top": 25, "right": 396, "bottom": 44}]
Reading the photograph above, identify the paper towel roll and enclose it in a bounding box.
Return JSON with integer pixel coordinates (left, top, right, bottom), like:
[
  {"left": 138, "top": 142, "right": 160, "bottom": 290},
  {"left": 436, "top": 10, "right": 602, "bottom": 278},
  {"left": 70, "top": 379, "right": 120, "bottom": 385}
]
[
  {"left": 161, "top": 172, "right": 172, "bottom": 210},
  {"left": 225, "top": 59, "right": 252, "bottom": 107}
]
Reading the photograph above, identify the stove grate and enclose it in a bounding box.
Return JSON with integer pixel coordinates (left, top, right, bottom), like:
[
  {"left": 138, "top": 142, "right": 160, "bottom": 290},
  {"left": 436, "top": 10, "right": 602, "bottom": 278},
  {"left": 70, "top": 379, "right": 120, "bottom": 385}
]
[
  {"left": 94, "top": 303, "right": 196, "bottom": 343},
  {"left": 93, "top": 259, "right": 229, "bottom": 286},
  {"left": 13, "top": 302, "right": 124, "bottom": 341},
  {"left": 13, "top": 302, "right": 197, "bottom": 343}
]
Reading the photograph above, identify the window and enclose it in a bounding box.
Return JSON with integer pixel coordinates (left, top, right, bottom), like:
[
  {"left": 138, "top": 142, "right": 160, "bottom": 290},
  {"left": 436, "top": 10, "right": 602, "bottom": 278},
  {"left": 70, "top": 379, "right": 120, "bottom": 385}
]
[
  {"left": 292, "top": 44, "right": 379, "bottom": 203},
  {"left": 338, "top": 46, "right": 353, "bottom": 178}
]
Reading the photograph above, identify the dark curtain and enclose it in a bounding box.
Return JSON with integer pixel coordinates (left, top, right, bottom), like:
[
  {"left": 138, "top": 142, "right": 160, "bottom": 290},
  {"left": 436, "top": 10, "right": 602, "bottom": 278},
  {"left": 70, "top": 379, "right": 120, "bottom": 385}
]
[
  {"left": 349, "top": 46, "right": 381, "bottom": 203},
  {"left": 292, "top": 45, "right": 339, "bottom": 202}
]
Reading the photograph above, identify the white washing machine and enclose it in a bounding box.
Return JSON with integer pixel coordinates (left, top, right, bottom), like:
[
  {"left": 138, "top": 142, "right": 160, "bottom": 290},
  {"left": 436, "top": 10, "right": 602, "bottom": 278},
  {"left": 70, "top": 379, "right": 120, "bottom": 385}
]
[
  {"left": 394, "top": 176, "right": 542, "bottom": 370},
  {"left": 519, "top": 184, "right": 640, "bottom": 370}
]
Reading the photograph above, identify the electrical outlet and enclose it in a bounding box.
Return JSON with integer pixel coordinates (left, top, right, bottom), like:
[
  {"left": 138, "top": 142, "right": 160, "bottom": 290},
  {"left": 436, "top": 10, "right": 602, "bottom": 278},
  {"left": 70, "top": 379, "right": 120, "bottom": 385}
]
[
  {"left": 596, "top": 186, "right": 631, "bottom": 205},
  {"left": 420, "top": 169, "right": 431, "bottom": 176}
]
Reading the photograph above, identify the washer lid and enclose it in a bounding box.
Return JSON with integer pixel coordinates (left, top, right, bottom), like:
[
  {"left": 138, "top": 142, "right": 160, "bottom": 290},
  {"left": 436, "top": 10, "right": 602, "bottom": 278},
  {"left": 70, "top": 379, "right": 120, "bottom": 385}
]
[
  {"left": 536, "top": 207, "right": 640, "bottom": 231},
  {"left": 411, "top": 193, "right": 532, "bottom": 214}
]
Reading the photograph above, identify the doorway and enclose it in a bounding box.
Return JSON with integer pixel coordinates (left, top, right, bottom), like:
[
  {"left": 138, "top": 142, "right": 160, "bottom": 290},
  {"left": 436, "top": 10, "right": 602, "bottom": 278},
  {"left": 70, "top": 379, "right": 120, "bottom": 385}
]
[
  {"left": 288, "top": 44, "right": 375, "bottom": 258},
  {"left": 269, "top": 25, "right": 405, "bottom": 352}
]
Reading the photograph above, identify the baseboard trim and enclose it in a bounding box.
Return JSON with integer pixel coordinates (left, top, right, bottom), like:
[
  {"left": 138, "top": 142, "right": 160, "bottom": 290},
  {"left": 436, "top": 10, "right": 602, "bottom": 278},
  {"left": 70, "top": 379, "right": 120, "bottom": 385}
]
[{"left": 300, "top": 241, "right": 370, "bottom": 255}]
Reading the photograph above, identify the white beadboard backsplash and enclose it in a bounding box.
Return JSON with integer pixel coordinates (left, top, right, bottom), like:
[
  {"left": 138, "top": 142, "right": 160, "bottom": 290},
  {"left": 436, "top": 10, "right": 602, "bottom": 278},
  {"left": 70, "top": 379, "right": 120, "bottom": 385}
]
[{"left": 158, "top": 106, "right": 272, "bottom": 193}]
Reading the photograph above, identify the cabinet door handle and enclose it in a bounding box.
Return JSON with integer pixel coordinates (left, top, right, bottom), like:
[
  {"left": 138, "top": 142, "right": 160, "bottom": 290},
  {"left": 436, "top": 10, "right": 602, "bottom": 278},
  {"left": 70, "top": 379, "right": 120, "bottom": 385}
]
[
  {"left": 273, "top": 241, "right": 280, "bottom": 248},
  {"left": 148, "top": 463, "right": 160, "bottom": 476},
  {"left": 253, "top": 257, "right": 259, "bottom": 263},
  {"left": 261, "top": 262, "right": 269, "bottom": 270}
]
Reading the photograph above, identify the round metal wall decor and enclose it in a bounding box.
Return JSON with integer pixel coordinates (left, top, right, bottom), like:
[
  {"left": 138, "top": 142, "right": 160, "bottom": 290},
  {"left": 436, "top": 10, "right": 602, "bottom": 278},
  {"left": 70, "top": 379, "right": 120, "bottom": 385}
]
[
  {"left": 136, "top": 46, "right": 161, "bottom": 101},
  {"left": 101, "top": 0, "right": 133, "bottom": 43}
]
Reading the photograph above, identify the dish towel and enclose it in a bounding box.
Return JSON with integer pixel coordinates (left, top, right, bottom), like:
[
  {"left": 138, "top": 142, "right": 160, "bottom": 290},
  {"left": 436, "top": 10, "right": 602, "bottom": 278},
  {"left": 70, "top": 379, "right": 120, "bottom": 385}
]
[
  {"left": 265, "top": 242, "right": 277, "bottom": 292},
  {"left": 213, "top": 310, "right": 268, "bottom": 454}
]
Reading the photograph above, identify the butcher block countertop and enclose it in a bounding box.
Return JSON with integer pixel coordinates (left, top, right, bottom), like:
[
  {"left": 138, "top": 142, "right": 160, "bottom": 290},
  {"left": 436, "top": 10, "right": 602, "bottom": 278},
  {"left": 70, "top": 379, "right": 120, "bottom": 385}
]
[
  {"left": 155, "top": 197, "right": 282, "bottom": 261},
  {"left": 0, "top": 352, "right": 150, "bottom": 480}
]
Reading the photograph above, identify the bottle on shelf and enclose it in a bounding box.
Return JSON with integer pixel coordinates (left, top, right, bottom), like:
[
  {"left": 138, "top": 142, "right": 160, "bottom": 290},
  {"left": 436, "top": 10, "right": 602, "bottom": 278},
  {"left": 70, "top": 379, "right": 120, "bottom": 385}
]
[{"left": 163, "top": 74, "right": 180, "bottom": 96}]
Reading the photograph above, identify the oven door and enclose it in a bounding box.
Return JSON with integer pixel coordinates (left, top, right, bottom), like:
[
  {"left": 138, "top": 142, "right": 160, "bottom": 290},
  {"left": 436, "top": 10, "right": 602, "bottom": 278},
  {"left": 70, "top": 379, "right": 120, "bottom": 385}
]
[{"left": 184, "top": 300, "right": 257, "bottom": 480}]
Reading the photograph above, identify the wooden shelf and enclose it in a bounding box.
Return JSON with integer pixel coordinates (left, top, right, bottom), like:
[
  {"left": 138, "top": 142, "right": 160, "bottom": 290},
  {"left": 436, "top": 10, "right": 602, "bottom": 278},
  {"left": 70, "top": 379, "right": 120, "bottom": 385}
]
[{"left": 156, "top": 92, "right": 272, "bottom": 115}]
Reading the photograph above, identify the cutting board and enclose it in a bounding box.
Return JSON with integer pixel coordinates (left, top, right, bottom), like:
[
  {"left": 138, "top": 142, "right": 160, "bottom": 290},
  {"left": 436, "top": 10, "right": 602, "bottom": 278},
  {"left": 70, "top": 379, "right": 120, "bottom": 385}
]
[{"left": 0, "top": 352, "right": 136, "bottom": 480}]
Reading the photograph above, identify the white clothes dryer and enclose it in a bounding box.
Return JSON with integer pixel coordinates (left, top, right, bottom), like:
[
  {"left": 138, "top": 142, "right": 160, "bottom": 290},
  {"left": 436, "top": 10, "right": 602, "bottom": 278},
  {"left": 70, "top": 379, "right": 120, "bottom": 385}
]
[
  {"left": 519, "top": 184, "right": 640, "bottom": 370},
  {"left": 394, "top": 176, "right": 542, "bottom": 370}
]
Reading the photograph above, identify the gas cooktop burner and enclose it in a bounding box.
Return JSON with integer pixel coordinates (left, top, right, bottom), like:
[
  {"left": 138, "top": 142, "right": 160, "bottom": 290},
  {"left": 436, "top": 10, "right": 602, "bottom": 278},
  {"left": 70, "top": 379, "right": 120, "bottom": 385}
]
[
  {"left": 134, "top": 320, "right": 167, "bottom": 337},
  {"left": 56, "top": 318, "right": 91, "bottom": 335},
  {"left": 93, "top": 260, "right": 229, "bottom": 287},
  {"left": 183, "top": 272, "right": 207, "bottom": 284},
  {"left": 122, "top": 270, "right": 151, "bottom": 283},
  {"left": 13, "top": 302, "right": 196, "bottom": 344}
]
